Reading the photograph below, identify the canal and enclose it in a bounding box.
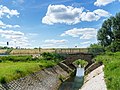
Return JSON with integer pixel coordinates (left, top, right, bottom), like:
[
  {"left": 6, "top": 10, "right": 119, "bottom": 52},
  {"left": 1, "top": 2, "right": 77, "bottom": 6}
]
[{"left": 59, "top": 68, "right": 84, "bottom": 90}]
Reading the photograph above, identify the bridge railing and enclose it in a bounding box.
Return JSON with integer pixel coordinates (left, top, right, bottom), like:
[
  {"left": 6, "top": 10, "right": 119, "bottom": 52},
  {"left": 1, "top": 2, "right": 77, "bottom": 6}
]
[{"left": 54, "top": 48, "right": 88, "bottom": 54}]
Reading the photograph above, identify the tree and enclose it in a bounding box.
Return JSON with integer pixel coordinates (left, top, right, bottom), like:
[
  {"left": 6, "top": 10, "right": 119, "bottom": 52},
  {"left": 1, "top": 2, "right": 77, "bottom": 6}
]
[
  {"left": 97, "top": 12, "right": 120, "bottom": 51},
  {"left": 88, "top": 43, "right": 105, "bottom": 56}
]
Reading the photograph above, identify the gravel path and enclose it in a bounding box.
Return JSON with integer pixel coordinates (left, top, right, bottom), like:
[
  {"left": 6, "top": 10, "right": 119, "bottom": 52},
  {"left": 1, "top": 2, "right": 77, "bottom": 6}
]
[{"left": 80, "top": 65, "right": 107, "bottom": 90}]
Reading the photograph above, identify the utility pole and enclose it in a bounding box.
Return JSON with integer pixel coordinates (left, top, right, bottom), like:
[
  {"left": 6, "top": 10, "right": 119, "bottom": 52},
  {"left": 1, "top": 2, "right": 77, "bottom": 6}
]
[{"left": 7, "top": 42, "right": 9, "bottom": 46}]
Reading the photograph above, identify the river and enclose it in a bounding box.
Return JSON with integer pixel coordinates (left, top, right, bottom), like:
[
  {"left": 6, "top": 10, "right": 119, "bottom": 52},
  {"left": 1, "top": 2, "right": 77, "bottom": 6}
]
[{"left": 59, "top": 68, "right": 84, "bottom": 90}]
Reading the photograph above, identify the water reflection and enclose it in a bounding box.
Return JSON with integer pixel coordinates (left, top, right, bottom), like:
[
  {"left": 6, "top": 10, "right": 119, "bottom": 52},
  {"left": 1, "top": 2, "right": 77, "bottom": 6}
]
[{"left": 59, "top": 68, "right": 84, "bottom": 90}]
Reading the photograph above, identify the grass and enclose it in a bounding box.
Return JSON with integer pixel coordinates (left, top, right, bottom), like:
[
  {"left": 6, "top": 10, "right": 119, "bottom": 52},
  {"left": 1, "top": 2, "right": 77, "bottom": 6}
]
[
  {"left": 73, "top": 59, "right": 88, "bottom": 68},
  {"left": 0, "top": 53, "right": 63, "bottom": 83},
  {"left": 95, "top": 52, "right": 120, "bottom": 90},
  {"left": 0, "top": 61, "right": 56, "bottom": 83}
]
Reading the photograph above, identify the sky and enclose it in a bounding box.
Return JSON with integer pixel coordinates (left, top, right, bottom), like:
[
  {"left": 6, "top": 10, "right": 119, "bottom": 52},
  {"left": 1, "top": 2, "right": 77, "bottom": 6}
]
[{"left": 0, "top": 0, "right": 120, "bottom": 48}]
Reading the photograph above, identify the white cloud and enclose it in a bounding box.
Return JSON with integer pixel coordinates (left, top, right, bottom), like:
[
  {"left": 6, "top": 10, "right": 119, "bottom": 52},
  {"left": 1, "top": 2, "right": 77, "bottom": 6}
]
[
  {"left": 61, "top": 28, "right": 97, "bottom": 39},
  {"left": 0, "top": 42, "right": 6, "bottom": 46},
  {"left": 81, "top": 9, "right": 111, "bottom": 21},
  {"left": 93, "top": 9, "right": 111, "bottom": 17},
  {"left": 94, "top": 0, "right": 116, "bottom": 6},
  {"left": 0, "top": 5, "right": 19, "bottom": 18},
  {"left": 44, "top": 39, "right": 68, "bottom": 44},
  {"left": 12, "top": 0, "right": 24, "bottom": 5},
  {"left": 28, "top": 33, "right": 38, "bottom": 36},
  {"left": 41, "top": 43, "right": 67, "bottom": 48},
  {"left": 0, "top": 21, "right": 20, "bottom": 29},
  {"left": 17, "top": 0, "right": 24, "bottom": 4},
  {"left": 80, "top": 41, "right": 91, "bottom": 45},
  {"left": 42, "top": 4, "right": 84, "bottom": 25},
  {"left": 42, "top": 39, "right": 68, "bottom": 48},
  {"left": 0, "top": 29, "right": 30, "bottom": 48},
  {"left": 81, "top": 12, "right": 100, "bottom": 21},
  {"left": 0, "top": 29, "right": 24, "bottom": 36},
  {"left": 42, "top": 5, "right": 111, "bottom": 24}
]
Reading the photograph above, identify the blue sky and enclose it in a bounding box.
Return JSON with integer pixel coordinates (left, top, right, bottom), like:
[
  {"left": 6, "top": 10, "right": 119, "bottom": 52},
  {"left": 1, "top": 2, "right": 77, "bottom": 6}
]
[{"left": 0, "top": 0, "right": 120, "bottom": 48}]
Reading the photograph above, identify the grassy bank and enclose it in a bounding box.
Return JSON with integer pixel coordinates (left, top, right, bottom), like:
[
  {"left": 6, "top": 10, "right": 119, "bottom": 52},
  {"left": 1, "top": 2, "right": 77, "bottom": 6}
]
[
  {"left": 0, "top": 53, "right": 64, "bottom": 83},
  {"left": 95, "top": 52, "right": 120, "bottom": 90}
]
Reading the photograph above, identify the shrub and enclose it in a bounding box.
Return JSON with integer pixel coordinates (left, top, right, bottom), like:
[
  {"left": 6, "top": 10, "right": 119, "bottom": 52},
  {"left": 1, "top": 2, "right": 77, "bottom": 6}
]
[
  {"left": 106, "top": 41, "right": 120, "bottom": 52},
  {"left": 41, "top": 52, "right": 53, "bottom": 60},
  {"left": 73, "top": 59, "right": 88, "bottom": 68},
  {"left": 0, "top": 77, "right": 6, "bottom": 84},
  {"left": 88, "top": 44, "right": 105, "bottom": 56},
  {"left": 0, "top": 59, "right": 2, "bottom": 63},
  {"left": 0, "top": 55, "right": 32, "bottom": 62},
  {"left": 41, "top": 52, "right": 64, "bottom": 62}
]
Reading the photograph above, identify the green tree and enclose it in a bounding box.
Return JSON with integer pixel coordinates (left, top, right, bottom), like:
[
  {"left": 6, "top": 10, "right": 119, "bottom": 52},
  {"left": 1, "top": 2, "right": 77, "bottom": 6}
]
[
  {"left": 88, "top": 44, "right": 105, "bottom": 56},
  {"left": 97, "top": 12, "right": 120, "bottom": 51}
]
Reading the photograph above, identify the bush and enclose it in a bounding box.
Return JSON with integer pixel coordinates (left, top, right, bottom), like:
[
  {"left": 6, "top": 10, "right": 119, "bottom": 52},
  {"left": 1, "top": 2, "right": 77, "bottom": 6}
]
[
  {"left": 73, "top": 59, "right": 88, "bottom": 68},
  {"left": 41, "top": 52, "right": 64, "bottom": 62},
  {"left": 0, "top": 77, "right": 6, "bottom": 84},
  {"left": 106, "top": 41, "right": 120, "bottom": 52},
  {"left": 0, "top": 55, "right": 32, "bottom": 62},
  {"left": 88, "top": 44, "right": 105, "bottom": 56},
  {"left": 0, "top": 59, "right": 2, "bottom": 63}
]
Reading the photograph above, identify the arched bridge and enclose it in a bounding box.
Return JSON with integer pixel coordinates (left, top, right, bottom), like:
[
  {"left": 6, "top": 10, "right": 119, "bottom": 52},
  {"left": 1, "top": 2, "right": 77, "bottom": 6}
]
[{"left": 59, "top": 52, "right": 94, "bottom": 69}]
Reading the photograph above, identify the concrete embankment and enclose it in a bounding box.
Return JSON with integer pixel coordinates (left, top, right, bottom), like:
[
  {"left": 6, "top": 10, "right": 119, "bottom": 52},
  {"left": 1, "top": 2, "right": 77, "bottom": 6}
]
[
  {"left": 0, "top": 63, "right": 75, "bottom": 90},
  {"left": 80, "top": 65, "right": 107, "bottom": 90}
]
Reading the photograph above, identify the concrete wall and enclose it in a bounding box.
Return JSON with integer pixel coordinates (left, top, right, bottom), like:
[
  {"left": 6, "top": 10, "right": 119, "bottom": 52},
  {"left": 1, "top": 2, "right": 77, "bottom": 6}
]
[
  {"left": 85, "top": 62, "right": 102, "bottom": 74},
  {"left": 0, "top": 64, "right": 75, "bottom": 90},
  {"left": 10, "top": 48, "right": 88, "bottom": 55},
  {"left": 63, "top": 53, "right": 93, "bottom": 66}
]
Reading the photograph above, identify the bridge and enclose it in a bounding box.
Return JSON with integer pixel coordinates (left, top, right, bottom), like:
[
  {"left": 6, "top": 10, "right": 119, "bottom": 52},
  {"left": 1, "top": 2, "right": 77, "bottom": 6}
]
[
  {"left": 59, "top": 52, "right": 93, "bottom": 70},
  {"left": 7, "top": 48, "right": 88, "bottom": 55},
  {"left": 0, "top": 48, "right": 94, "bottom": 66},
  {"left": 0, "top": 48, "right": 95, "bottom": 69},
  {"left": 46, "top": 48, "right": 94, "bottom": 67}
]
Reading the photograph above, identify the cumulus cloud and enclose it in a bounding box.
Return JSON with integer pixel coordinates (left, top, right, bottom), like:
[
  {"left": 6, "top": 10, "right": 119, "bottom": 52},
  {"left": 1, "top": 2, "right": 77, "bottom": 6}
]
[
  {"left": 61, "top": 28, "right": 97, "bottom": 39},
  {"left": 0, "top": 42, "right": 6, "bottom": 46},
  {"left": 0, "top": 29, "right": 24, "bottom": 36},
  {"left": 0, "top": 21, "right": 20, "bottom": 29},
  {"left": 80, "top": 9, "right": 111, "bottom": 22},
  {"left": 94, "top": 0, "right": 116, "bottom": 6},
  {"left": 42, "top": 4, "right": 84, "bottom": 25},
  {"left": 80, "top": 9, "right": 111, "bottom": 21},
  {"left": 81, "top": 12, "right": 100, "bottom": 21},
  {"left": 42, "top": 5, "right": 111, "bottom": 24},
  {"left": 93, "top": 9, "right": 111, "bottom": 17},
  {"left": 0, "top": 5, "right": 20, "bottom": 18},
  {"left": 0, "top": 29, "right": 29, "bottom": 47}
]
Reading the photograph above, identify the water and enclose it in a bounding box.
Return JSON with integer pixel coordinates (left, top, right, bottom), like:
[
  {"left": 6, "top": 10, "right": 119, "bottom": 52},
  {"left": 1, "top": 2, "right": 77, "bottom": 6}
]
[
  {"left": 59, "top": 68, "right": 84, "bottom": 90},
  {"left": 0, "top": 54, "right": 9, "bottom": 56}
]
